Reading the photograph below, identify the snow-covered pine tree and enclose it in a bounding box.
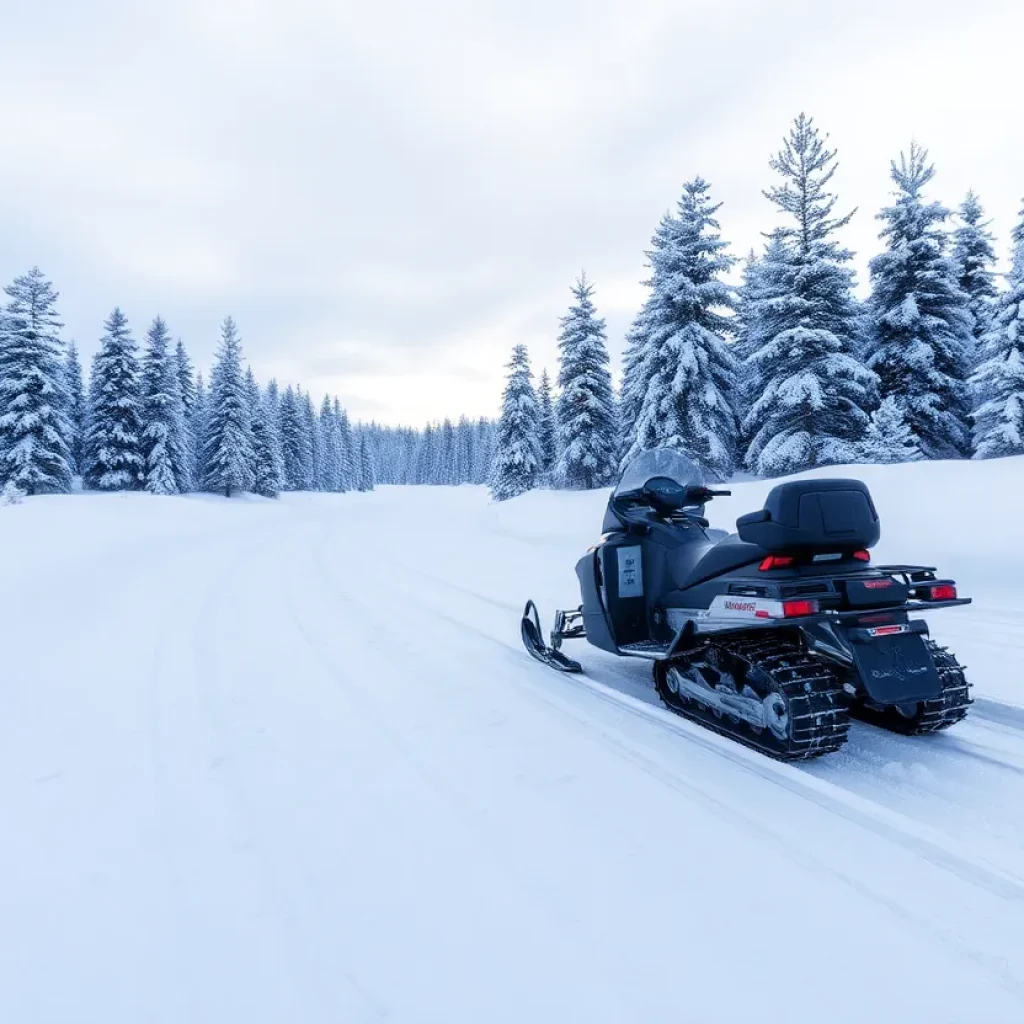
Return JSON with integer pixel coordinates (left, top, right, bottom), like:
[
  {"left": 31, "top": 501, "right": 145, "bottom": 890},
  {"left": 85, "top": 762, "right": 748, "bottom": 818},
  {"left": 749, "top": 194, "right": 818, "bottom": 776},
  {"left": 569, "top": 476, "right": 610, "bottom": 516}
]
[
  {"left": 473, "top": 416, "right": 495, "bottom": 484},
  {"left": 140, "top": 316, "right": 190, "bottom": 494},
  {"left": 0, "top": 267, "right": 75, "bottom": 494},
  {"left": 455, "top": 414, "right": 474, "bottom": 484},
  {"left": 175, "top": 340, "right": 199, "bottom": 483},
  {"left": 438, "top": 418, "right": 457, "bottom": 485},
  {"left": 536, "top": 368, "right": 558, "bottom": 476},
  {"left": 83, "top": 307, "right": 145, "bottom": 491},
  {"left": 319, "top": 394, "right": 342, "bottom": 490},
  {"left": 357, "top": 430, "right": 376, "bottom": 491},
  {"left": 970, "top": 202, "right": 1024, "bottom": 458},
  {"left": 619, "top": 213, "right": 674, "bottom": 458},
  {"left": 555, "top": 273, "right": 619, "bottom": 487},
  {"left": 335, "top": 399, "right": 355, "bottom": 490},
  {"left": 64, "top": 341, "right": 86, "bottom": 476},
  {"left": 744, "top": 115, "right": 877, "bottom": 476},
  {"left": 490, "top": 344, "right": 542, "bottom": 500},
  {"left": 278, "top": 385, "right": 310, "bottom": 490},
  {"left": 192, "top": 371, "right": 209, "bottom": 481},
  {"left": 952, "top": 191, "right": 999, "bottom": 363},
  {"left": 262, "top": 380, "right": 286, "bottom": 482},
  {"left": 246, "top": 368, "right": 283, "bottom": 497},
  {"left": 867, "top": 142, "right": 973, "bottom": 460},
  {"left": 861, "top": 395, "right": 922, "bottom": 463},
  {"left": 302, "top": 391, "right": 323, "bottom": 490},
  {"left": 620, "top": 180, "right": 738, "bottom": 477},
  {"left": 201, "top": 316, "right": 255, "bottom": 497}
]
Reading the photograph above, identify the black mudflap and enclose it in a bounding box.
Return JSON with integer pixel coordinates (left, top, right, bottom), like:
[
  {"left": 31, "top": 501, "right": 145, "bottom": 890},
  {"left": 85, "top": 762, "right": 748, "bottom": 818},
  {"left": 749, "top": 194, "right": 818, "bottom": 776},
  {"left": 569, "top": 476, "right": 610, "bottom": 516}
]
[{"left": 843, "top": 624, "right": 942, "bottom": 704}]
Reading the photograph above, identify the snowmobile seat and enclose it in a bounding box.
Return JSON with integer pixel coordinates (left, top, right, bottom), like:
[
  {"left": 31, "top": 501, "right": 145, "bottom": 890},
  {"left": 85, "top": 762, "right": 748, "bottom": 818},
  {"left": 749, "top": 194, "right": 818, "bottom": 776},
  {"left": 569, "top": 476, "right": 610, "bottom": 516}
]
[
  {"left": 672, "top": 534, "right": 766, "bottom": 591},
  {"left": 736, "top": 479, "right": 880, "bottom": 554}
]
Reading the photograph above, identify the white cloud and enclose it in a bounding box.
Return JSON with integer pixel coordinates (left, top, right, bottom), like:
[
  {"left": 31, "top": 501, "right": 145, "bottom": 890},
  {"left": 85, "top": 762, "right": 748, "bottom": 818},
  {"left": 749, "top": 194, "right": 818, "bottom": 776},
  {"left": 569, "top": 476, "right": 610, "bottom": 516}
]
[{"left": 0, "top": 0, "right": 1019, "bottom": 423}]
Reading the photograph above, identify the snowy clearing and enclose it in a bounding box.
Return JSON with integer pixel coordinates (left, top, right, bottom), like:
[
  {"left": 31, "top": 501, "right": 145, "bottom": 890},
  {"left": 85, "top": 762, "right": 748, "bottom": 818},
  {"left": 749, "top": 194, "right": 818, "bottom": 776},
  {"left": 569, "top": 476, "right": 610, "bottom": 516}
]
[{"left": 3, "top": 459, "right": 1024, "bottom": 1023}]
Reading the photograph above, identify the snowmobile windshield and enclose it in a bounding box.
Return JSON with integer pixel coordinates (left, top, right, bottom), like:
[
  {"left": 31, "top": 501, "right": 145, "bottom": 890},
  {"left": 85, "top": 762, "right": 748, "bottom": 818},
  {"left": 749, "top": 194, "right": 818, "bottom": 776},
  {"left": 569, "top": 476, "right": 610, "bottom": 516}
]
[{"left": 613, "top": 449, "right": 705, "bottom": 496}]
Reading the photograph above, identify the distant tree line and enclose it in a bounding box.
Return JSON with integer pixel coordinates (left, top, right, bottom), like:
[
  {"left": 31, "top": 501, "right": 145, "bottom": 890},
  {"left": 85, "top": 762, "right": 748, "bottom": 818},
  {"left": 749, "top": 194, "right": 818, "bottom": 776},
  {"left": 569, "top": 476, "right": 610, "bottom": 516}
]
[
  {"left": 0, "top": 276, "right": 493, "bottom": 501},
  {"left": 490, "top": 114, "right": 1024, "bottom": 499}
]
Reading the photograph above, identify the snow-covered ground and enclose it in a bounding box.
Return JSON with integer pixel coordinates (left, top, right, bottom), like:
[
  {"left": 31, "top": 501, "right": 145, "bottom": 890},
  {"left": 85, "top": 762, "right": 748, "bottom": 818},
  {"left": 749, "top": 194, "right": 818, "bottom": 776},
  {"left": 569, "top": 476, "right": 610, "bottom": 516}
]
[{"left": 3, "top": 459, "right": 1024, "bottom": 1023}]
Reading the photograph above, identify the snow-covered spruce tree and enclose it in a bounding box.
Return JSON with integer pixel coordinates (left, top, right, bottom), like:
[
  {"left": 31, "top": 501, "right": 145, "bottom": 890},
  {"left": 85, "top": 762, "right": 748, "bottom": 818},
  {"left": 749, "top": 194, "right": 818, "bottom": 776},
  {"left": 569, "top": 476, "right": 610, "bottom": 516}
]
[
  {"left": 83, "top": 307, "right": 145, "bottom": 491},
  {"left": 970, "top": 203, "right": 1024, "bottom": 458},
  {"left": 555, "top": 273, "right": 618, "bottom": 487},
  {"left": 175, "top": 340, "right": 199, "bottom": 483},
  {"left": 246, "top": 369, "right": 283, "bottom": 497},
  {"left": 861, "top": 395, "right": 922, "bottom": 463},
  {"left": 140, "top": 316, "right": 190, "bottom": 494},
  {"left": 335, "top": 399, "right": 355, "bottom": 490},
  {"left": 490, "top": 344, "right": 542, "bottom": 500},
  {"left": 455, "top": 414, "right": 474, "bottom": 484},
  {"left": 192, "top": 371, "right": 208, "bottom": 479},
  {"left": 438, "top": 418, "right": 458, "bottom": 485},
  {"left": 302, "top": 390, "right": 323, "bottom": 491},
  {"left": 536, "top": 368, "right": 558, "bottom": 476},
  {"left": 202, "top": 316, "right": 255, "bottom": 497},
  {"left": 356, "top": 430, "right": 376, "bottom": 491},
  {"left": 620, "top": 181, "right": 738, "bottom": 478},
  {"left": 744, "top": 115, "right": 877, "bottom": 476},
  {"left": 619, "top": 213, "right": 674, "bottom": 458},
  {"left": 0, "top": 267, "right": 74, "bottom": 494},
  {"left": 867, "top": 142, "right": 973, "bottom": 460},
  {"left": 278, "top": 385, "right": 310, "bottom": 490},
  {"left": 319, "top": 395, "right": 344, "bottom": 491},
  {"left": 473, "top": 416, "right": 495, "bottom": 484},
  {"left": 952, "top": 191, "right": 998, "bottom": 362},
  {"left": 65, "top": 341, "right": 86, "bottom": 476}
]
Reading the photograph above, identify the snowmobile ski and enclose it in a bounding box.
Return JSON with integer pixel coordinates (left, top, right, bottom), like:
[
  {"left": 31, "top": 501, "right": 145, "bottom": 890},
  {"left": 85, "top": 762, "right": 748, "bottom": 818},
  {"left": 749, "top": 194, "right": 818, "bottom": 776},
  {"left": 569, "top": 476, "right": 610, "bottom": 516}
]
[{"left": 521, "top": 600, "right": 583, "bottom": 673}]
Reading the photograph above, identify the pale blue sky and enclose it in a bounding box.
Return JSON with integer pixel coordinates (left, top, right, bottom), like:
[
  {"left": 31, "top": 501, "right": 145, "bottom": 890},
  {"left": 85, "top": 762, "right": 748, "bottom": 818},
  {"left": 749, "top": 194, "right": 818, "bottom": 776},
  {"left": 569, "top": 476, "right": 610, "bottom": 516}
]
[{"left": 0, "top": 0, "right": 1019, "bottom": 423}]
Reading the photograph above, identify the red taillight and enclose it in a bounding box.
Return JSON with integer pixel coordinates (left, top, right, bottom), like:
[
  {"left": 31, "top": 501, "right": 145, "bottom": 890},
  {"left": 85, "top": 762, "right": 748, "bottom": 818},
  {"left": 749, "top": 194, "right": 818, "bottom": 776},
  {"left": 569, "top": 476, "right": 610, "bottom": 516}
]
[
  {"left": 782, "top": 599, "right": 819, "bottom": 618},
  {"left": 928, "top": 584, "right": 957, "bottom": 601},
  {"left": 759, "top": 556, "right": 795, "bottom": 571},
  {"left": 853, "top": 550, "right": 871, "bottom": 562}
]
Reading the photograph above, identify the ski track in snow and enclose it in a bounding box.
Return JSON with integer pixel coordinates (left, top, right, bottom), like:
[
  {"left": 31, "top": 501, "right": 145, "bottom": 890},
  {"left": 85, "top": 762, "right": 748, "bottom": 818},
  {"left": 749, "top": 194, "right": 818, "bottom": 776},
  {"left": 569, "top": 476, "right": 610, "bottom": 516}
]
[{"left": 2, "top": 478, "right": 1024, "bottom": 1023}]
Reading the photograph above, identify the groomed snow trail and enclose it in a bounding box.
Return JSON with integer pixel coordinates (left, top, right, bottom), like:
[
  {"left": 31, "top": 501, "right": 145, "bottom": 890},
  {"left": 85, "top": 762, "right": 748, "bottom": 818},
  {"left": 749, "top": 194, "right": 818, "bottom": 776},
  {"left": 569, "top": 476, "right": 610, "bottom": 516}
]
[{"left": 2, "top": 471, "right": 1024, "bottom": 1023}]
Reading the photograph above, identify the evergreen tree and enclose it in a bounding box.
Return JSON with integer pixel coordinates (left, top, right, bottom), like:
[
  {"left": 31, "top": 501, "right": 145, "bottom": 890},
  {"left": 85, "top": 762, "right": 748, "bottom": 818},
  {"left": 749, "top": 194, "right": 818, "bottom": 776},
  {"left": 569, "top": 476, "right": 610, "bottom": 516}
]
[
  {"left": 0, "top": 267, "right": 74, "bottom": 494},
  {"left": 438, "top": 418, "right": 457, "bottom": 485},
  {"left": 246, "top": 369, "right": 283, "bottom": 497},
  {"left": 303, "top": 390, "right": 324, "bottom": 490},
  {"left": 490, "top": 344, "right": 541, "bottom": 500},
  {"left": 175, "top": 340, "right": 199, "bottom": 483},
  {"left": 335, "top": 400, "right": 355, "bottom": 491},
  {"left": 861, "top": 396, "right": 922, "bottom": 463},
  {"left": 536, "top": 368, "right": 558, "bottom": 475},
  {"left": 619, "top": 213, "right": 675, "bottom": 457},
  {"left": 192, "top": 371, "right": 208, "bottom": 482},
  {"left": 455, "top": 414, "right": 474, "bottom": 484},
  {"left": 554, "top": 273, "right": 619, "bottom": 487},
  {"left": 952, "top": 191, "right": 999, "bottom": 362},
  {"left": 279, "top": 385, "right": 310, "bottom": 490},
  {"left": 620, "top": 181, "right": 737, "bottom": 478},
  {"left": 744, "top": 115, "right": 877, "bottom": 476},
  {"left": 65, "top": 341, "right": 86, "bottom": 476},
  {"left": 140, "top": 316, "right": 190, "bottom": 494},
  {"left": 357, "top": 430, "right": 376, "bottom": 491},
  {"left": 867, "top": 142, "right": 973, "bottom": 460},
  {"left": 970, "top": 202, "right": 1024, "bottom": 458},
  {"left": 201, "top": 316, "right": 255, "bottom": 496},
  {"left": 473, "top": 416, "right": 495, "bottom": 484},
  {"left": 83, "top": 308, "right": 144, "bottom": 491},
  {"left": 319, "top": 394, "right": 342, "bottom": 490}
]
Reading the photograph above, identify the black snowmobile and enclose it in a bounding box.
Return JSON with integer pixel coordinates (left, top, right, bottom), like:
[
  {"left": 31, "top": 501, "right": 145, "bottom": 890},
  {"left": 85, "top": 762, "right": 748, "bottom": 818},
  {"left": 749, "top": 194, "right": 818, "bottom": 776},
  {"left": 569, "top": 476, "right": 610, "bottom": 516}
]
[{"left": 522, "top": 449, "right": 972, "bottom": 760}]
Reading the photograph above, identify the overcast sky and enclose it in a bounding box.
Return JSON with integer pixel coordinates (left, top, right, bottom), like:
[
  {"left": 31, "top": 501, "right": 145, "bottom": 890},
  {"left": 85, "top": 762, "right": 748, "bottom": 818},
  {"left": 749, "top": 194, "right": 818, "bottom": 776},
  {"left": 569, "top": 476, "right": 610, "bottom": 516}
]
[{"left": 0, "top": 0, "right": 1019, "bottom": 425}]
